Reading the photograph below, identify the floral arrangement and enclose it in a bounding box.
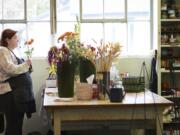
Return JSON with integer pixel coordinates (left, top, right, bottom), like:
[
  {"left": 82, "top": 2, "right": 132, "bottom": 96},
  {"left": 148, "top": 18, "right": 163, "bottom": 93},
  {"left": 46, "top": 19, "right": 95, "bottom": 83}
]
[
  {"left": 47, "top": 16, "right": 81, "bottom": 78},
  {"left": 24, "top": 38, "right": 34, "bottom": 58},
  {"left": 81, "top": 39, "right": 122, "bottom": 72},
  {"left": 57, "top": 31, "right": 81, "bottom": 63},
  {"left": 47, "top": 32, "right": 81, "bottom": 78}
]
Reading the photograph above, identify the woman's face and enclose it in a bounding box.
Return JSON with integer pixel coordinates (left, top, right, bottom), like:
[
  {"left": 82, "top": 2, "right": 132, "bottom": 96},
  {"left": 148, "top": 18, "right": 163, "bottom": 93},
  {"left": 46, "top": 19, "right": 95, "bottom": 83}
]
[{"left": 7, "top": 34, "right": 19, "bottom": 49}]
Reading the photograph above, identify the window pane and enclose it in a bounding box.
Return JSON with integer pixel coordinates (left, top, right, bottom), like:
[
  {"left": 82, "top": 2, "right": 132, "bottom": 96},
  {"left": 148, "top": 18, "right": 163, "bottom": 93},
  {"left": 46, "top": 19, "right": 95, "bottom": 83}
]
[
  {"left": 26, "top": 22, "right": 51, "bottom": 57},
  {"left": 104, "top": 23, "right": 127, "bottom": 54},
  {"left": 127, "top": 22, "right": 150, "bottom": 55},
  {"left": 0, "top": 0, "right": 2, "bottom": 19},
  {"left": 104, "top": 0, "right": 125, "bottom": 19},
  {"left": 57, "top": 0, "right": 79, "bottom": 21},
  {"left": 80, "top": 23, "right": 103, "bottom": 44},
  {"left": 3, "top": 24, "right": 26, "bottom": 31},
  {"left": 0, "top": 24, "right": 2, "bottom": 33},
  {"left": 3, "top": 0, "right": 24, "bottom": 19},
  {"left": 57, "top": 22, "right": 76, "bottom": 36},
  {"left": 82, "top": 0, "right": 103, "bottom": 19},
  {"left": 128, "top": 0, "right": 150, "bottom": 20},
  {"left": 27, "top": 0, "right": 50, "bottom": 21}
]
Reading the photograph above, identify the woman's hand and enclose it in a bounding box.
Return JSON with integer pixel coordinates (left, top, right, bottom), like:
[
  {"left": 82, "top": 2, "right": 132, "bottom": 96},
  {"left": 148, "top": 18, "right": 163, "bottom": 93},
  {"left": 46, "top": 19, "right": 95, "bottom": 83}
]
[{"left": 26, "top": 59, "right": 32, "bottom": 66}]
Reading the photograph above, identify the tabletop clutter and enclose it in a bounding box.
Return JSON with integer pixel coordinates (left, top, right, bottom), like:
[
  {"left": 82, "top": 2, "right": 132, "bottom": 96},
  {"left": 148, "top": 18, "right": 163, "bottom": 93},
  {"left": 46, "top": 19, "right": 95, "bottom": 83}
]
[
  {"left": 75, "top": 71, "right": 133, "bottom": 102},
  {"left": 45, "top": 69, "right": 145, "bottom": 102}
]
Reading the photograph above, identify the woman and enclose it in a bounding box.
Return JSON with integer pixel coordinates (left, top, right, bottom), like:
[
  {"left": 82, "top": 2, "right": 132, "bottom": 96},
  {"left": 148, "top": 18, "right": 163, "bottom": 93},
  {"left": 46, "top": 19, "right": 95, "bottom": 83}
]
[{"left": 0, "top": 29, "right": 36, "bottom": 135}]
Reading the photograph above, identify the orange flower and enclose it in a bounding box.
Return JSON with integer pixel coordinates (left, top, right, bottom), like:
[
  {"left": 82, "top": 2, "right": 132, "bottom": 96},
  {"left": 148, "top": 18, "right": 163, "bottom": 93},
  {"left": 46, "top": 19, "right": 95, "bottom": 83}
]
[
  {"left": 57, "top": 32, "right": 78, "bottom": 41},
  {"left": 24, "top": 38, "right": 34, "bottom": 58},
  {"left": 24, "top": 38, "right": 34, "bottom": 45}
]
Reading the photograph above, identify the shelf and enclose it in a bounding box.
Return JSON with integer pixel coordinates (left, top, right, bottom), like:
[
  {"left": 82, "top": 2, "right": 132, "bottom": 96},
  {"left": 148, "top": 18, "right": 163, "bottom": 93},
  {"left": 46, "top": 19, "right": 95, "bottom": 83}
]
[
  {"left": 161, "top": 45, "right": 180, "bottom": 47},
  {"left": 161, "top": 90, "right": 175, "bottom": 96},
  {"left": 161, "top": 69, "right": 180, "bottom": 73},
  {"left": 163, "top": 122, "right": 180, "bottom": 130},
  {"left": 161, "top": 19, "right": 180, "bottom": 22},
  {"left": 161, "top": 56, "right": 180, "bottom": 59},
  {"left": 165, "top": 96, "right": 180, "bottom": 103},
  {"left": 160, "top": 1, "right": 180, "bottom": 131},
  {"left": 162, "top": 90, "right": 180, "bottom": 98}
]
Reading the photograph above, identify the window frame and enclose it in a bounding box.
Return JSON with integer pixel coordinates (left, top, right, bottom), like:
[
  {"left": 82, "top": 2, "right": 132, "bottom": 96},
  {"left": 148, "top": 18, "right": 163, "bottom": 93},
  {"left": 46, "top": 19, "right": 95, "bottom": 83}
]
[
  {"left": 0, "top": 0, "right": 51, "bottom": 58},
  {"left": 0, "top": 0, "right": 155, "bottom": 57}
]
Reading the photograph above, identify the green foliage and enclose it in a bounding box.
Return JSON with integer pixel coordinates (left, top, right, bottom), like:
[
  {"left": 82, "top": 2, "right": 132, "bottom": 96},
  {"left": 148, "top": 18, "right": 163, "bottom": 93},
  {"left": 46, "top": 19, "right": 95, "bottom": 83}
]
[{"left": 24, "top": 47, "right": 34, "bottom": 58}]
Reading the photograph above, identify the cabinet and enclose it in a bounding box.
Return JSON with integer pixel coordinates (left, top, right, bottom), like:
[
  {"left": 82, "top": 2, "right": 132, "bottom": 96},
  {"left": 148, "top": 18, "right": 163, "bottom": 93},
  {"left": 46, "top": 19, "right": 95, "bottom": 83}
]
[
  {"left": 158, "top": 0, "right": 180, "bottom": 97},
  {"left": 158, "top": 0, "right": 180, "bottom": 133}
]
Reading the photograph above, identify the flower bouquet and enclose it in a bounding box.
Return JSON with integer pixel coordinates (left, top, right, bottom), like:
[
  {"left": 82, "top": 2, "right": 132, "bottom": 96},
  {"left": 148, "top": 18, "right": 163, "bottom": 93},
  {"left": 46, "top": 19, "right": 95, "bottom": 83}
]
[
  {"left": 81, "top": 39, "right": 122, "bottom": 72},
  {"left": 24, "top": 38, "right": 34, "bottom": 58},
  {"left": 24, "top": 38, "right": 34, "bottom": 72},
  {"left": 47, "top": 30, "right": 82, "bottom": 97},
  {"left": 56, "top": 31, "right": 81, "bottom": 98},
  {"left": 81, "top": 39, "right": 122, "bottom": 99}
]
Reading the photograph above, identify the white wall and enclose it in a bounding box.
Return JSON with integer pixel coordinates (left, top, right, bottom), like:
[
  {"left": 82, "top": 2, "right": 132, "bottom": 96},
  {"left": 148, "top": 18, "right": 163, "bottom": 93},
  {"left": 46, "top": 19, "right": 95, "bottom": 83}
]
[{"left": 0, "top": 57, "right": 153, "bottom": 135}]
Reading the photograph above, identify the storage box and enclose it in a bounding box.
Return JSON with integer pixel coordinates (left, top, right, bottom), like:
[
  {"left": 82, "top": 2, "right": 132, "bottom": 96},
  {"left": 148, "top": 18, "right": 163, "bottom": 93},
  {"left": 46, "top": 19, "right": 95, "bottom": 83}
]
[{"left": 122, "top": 76, "right": 145, "bottom": 92}]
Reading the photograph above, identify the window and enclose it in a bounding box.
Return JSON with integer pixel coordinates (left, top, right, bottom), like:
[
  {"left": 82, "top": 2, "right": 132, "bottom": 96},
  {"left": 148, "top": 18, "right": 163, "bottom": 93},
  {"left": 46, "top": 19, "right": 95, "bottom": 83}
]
[
  {"left": 82, "top": 0, "right": 125, "bottom": 20},
  {"left": 0, "top": 0, "right": 153, "bottom": 57},
  {"left": 0, "top": 0, "right": 50, "bottom": 57},
  {"left": 56, "top": 0, "right": 80, "bottom": 39},
  {"left": 0, "top": 0, "right": 25, "bottom": 20},
  {"left": 127, "top": 0, "right": 151, "bottom": 55},
  {"left": 80, "top": 0, "right": 152, "bottom": 56}
]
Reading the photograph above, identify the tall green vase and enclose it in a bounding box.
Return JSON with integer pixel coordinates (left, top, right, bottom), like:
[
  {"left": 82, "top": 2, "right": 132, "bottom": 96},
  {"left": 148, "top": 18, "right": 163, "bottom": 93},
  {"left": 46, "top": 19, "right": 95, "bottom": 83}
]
[
  {"left": 79, "top": 57, "right": 96, "bottom": 83},
  {"left": 57, "top": 61, "right": 75, "bottom": 98}
]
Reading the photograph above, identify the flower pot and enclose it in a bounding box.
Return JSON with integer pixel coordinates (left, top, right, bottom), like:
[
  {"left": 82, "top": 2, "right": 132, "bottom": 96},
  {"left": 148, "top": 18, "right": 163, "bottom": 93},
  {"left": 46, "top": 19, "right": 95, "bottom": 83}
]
[{"left": 57, "top": 61, "right": 75, "bottom": 98}]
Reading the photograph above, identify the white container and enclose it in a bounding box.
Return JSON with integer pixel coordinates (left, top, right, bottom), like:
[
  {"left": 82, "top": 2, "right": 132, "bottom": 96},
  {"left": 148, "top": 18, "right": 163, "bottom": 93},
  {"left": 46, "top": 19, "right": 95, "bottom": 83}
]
[{"left": 46, "top": 79, "right": 57, "bottom": 88}]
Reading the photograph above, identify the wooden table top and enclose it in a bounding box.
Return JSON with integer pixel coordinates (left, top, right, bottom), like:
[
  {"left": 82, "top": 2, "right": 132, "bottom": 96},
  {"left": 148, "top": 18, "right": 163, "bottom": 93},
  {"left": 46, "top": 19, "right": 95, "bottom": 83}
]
[{"left": 43, "top": 88, "right": 173, "bottom": 109}]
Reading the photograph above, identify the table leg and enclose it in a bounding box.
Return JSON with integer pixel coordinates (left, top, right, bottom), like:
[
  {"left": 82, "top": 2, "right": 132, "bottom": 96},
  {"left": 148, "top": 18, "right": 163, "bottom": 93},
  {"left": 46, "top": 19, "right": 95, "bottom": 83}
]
[
  {"left": 156, "top": 112, "right": 163, "bottom": 135},
  {"left": 54, "top": 110, "right": 61, "bottom": 135}
]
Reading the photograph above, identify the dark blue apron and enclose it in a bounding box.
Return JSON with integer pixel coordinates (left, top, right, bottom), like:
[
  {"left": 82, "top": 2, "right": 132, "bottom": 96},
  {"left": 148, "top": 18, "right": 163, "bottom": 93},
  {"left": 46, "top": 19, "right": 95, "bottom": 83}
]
[{"left": 6, "top": 49, "right": 36, "bottom": 114}]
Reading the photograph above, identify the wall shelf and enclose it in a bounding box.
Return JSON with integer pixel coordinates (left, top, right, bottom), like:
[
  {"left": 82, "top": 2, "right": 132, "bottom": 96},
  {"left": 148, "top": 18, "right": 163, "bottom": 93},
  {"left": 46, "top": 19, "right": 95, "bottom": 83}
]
[
  {"left": 161, "top": 19, "right": 180, "bottom": 22},
  {"left": 161, "top": 45, "right": 180, "bottom": 47},
  {"left": 159, "top": 0, "right": 180, "bottom": 133},
  {"left": 161, "top": 69, "right": 180, "bottom": 73}
]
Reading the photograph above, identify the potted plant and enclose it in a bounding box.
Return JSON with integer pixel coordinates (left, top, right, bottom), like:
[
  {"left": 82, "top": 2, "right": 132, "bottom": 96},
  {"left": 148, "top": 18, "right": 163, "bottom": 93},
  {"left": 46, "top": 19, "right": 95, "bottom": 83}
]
[{"left": 56, "top": 31, "right": 82, "bottom": 98}]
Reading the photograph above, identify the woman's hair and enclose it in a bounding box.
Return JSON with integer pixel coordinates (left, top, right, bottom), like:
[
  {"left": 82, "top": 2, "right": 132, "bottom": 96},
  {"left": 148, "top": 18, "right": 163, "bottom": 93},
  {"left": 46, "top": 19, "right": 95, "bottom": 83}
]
[{"left": 0, "top": 29, "right": 17, "bottom": 47}]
